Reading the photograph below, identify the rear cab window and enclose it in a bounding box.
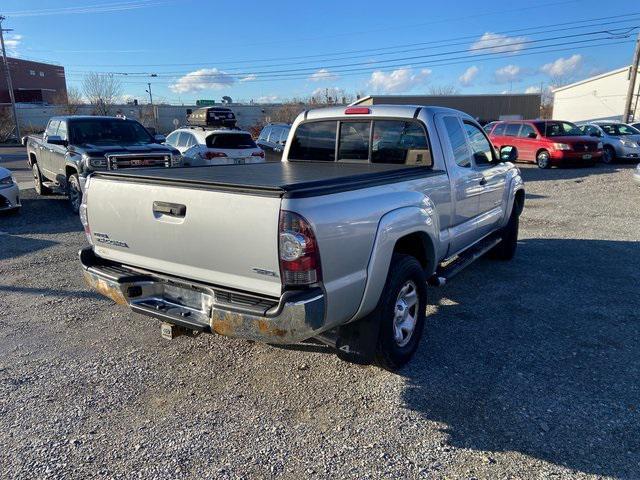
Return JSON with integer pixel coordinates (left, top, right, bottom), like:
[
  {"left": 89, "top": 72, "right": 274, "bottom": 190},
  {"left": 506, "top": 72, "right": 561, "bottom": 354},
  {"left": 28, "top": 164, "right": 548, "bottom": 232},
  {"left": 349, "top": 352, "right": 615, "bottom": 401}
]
[
  {"left": 288, "top": 119, "right": 432, "bottom": 166},
  {"left": 207, "top": 133, "right": 257, "bottom": 149}
]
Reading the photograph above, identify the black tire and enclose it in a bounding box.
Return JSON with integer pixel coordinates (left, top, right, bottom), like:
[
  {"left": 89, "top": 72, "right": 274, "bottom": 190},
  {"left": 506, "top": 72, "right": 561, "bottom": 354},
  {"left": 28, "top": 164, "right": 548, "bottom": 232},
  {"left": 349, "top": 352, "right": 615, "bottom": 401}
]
[
  {"left": 67, "top": 173, "right": 82, "bottom": 214},
  {"left": 536, "top": 150, "right": 551, "bottom": 169},
  {"left": 32, "top": 162, "right": 52, "bottom": 195},
  {"left": 489, "top": 207, "right": 520, "bottom": 261},
  {"left": 602, "top": 145, "right": 615, "bottom": 164},
  {"left": 374, "top": 254, "right": 428, "bottom": 370}
]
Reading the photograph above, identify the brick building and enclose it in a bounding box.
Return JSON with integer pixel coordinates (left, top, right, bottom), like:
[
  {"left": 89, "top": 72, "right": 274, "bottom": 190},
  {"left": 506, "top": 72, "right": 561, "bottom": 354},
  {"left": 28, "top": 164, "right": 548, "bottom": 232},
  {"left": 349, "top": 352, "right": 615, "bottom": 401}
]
[{"left": 0, "top": 57, "right": 67, "bottom": 104}]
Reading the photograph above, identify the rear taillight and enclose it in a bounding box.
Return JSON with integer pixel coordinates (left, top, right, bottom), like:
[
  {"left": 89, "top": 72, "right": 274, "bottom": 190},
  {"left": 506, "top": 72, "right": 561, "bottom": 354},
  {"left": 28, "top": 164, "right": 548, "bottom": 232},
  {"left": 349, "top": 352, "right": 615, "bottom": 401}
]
[
  {"left": 252, "top": 151, "right": 265, "bottom": 158},
  {"left": 201, "top": 151, "right": 228, "bottom": 160},
  {"left": 79, "top": 176, "right": 92, "bottom": 246},
  {"left": 279, "top": 211, "right": 321, "bottom": 286}
]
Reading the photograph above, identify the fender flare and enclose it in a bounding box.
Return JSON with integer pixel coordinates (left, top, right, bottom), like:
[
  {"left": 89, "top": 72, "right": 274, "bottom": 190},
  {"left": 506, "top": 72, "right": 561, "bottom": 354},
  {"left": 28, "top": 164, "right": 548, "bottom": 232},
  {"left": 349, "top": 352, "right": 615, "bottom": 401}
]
[
  {"left": 501, "top": 169, "right": 525, "bottom": 226},
  {"left": 349, "top": 204, "right": 440, "bottom": 322}
]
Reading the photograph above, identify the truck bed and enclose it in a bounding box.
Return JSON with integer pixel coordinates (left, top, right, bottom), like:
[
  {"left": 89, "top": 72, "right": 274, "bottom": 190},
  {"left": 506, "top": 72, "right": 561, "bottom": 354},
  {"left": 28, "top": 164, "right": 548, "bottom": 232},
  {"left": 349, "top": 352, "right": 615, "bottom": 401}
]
[{"left": 93, "top": 161, "right": 442, "bottom": 198}]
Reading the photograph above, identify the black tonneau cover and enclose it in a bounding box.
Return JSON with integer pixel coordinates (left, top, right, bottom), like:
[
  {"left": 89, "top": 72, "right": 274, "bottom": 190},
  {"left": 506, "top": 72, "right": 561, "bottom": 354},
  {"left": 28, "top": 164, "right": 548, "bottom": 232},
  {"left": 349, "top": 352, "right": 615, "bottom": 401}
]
[{"left": 93, "top": 161, "right": 443, "bottom": 198}]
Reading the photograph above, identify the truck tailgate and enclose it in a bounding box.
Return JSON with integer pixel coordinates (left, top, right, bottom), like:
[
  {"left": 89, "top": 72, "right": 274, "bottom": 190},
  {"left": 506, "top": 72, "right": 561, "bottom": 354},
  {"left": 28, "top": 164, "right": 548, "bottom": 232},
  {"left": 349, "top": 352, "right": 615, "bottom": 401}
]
[{"left": 86, "top": 176, "right": 282, "bottom": 297}]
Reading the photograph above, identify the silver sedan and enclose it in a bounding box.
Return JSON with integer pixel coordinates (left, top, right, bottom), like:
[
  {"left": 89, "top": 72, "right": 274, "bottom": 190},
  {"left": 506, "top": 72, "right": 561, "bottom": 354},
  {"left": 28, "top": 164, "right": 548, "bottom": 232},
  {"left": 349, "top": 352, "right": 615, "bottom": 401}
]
[{"left": 0, "top": 166, "right": 20, "bottom": 213}]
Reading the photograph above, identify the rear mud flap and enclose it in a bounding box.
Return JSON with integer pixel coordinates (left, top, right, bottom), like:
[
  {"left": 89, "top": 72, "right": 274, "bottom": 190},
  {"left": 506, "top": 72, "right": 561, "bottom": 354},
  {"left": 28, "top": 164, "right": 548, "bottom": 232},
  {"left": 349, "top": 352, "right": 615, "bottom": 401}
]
[{"left": 335, "top": 311, "right": 382, "bottom": 365}]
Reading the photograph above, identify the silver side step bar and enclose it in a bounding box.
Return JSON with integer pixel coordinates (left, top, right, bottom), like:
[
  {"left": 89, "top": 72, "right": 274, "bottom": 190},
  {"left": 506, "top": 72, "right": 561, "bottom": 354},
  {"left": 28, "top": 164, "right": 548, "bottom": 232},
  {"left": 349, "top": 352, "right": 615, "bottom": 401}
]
[{"left": 428, "top": 236, "right": 502, "bottom": 286}]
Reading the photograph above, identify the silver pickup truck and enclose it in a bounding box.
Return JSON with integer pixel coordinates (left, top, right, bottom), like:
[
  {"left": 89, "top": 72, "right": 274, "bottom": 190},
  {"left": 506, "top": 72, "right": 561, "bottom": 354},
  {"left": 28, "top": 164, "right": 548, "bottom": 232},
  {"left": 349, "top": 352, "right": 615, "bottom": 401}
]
[{"left": 80, "top": 105, "right": 525, "bottom": 369}]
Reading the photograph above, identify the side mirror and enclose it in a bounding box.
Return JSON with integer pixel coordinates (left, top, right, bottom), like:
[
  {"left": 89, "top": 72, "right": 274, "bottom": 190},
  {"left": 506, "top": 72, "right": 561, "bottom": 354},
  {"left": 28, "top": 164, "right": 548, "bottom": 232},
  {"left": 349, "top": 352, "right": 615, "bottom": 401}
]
[
  {"left": 527, "top": 132, "right": 537, "bottom": 139},
  {"left": 47, "top": 135, "right": 67, "bottom": 147},
  {"left": 500, "top": 146, "right": 518, "bottom": 162},
  {"left": 154, "top": 134, "right": 166, "bottom": 143}
]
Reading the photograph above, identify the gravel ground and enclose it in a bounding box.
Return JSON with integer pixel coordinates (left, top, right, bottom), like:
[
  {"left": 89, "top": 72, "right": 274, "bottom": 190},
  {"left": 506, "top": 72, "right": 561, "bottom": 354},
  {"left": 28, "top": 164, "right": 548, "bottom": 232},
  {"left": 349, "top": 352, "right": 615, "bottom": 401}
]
[{"left": 1, "top": 157, "right": 639, "bottom": 479}]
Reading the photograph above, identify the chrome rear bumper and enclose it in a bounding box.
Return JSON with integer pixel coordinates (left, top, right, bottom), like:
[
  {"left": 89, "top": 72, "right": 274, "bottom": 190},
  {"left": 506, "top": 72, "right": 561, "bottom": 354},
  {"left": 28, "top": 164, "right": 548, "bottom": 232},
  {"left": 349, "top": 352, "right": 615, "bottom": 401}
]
[{"left": 79, "top": 247, "right": 326, "bottom": 343}]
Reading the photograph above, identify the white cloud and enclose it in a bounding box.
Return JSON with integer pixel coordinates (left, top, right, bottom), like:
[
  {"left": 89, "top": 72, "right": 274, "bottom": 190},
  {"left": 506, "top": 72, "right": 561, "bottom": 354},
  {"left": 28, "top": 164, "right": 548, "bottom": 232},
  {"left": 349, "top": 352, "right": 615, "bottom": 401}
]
[
  {"left": 459, "top": 66, "right": 479, "bottom": 86},
  {"left": 471, "top": 32, "right": 526, "bottom": 54},
  {"left": 239, "top": 74, "right": 256, "bottom": 82},
  {"left": 494, "top": 64, "right": 522, "bottom": 84},
  {"left": 5, "top": 34, "right": 22, "bottom": 55},
  {"left": 524, "top": 86, "right": 541, "bottom": 94},
  {"left": 309, "top": 68, "right": 339, "bottom": 82},
  {"left": 169, "top": 68, "right": 235, "bottom": 94},
  {"left": 256, "top": 95, "right": 278, "bottom": 103},
  {"left": 367, "top": 67, "right": 432, "bottom": 94},
  {"left": 541, "top": 54, "right": 582, "bottom": 77}
]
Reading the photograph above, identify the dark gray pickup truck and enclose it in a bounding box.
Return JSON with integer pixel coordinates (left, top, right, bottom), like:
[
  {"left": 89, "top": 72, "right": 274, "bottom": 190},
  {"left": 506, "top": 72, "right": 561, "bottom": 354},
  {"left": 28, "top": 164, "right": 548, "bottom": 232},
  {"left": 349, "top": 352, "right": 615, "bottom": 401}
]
[{"left": 25, "top": 116, "right": 182, "bottom": 213}]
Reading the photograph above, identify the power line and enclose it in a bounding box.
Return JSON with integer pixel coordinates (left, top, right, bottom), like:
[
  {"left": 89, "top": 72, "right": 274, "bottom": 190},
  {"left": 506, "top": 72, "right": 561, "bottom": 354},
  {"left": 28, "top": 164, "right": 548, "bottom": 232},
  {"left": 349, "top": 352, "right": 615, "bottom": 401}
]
[
  {"left": 3, "top": 0, "right": 177, "bottom": 17},
  {"left": 64, "top": 27, "right": 638, "bottom": 80},
  {"left": 63, "top": 38, "right": 635, "bottom": 86},
  {"left": 60, "top": 12, "right": 640, "bottom": 69}
]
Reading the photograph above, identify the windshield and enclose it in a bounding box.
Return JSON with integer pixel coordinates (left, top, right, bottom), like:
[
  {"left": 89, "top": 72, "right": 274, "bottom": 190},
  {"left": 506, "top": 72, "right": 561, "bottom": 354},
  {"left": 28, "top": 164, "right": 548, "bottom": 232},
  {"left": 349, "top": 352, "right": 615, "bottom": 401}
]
[
  {"left": 599, "top": 123, "right": 640, "bottom": 136},
  {"left": 69, "top": 119, "right": 153, "bottom": 145},
  {"left": 534, "top": 121, "right": 583, "bottom": 137}
]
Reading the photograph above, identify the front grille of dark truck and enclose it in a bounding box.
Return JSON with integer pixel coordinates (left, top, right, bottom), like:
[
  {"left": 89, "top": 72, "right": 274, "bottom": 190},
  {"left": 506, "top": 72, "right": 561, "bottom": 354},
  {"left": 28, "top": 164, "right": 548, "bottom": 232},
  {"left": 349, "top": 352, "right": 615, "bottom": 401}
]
[{"left": 107, "top": 154, "right": 171, "bottom": 170}]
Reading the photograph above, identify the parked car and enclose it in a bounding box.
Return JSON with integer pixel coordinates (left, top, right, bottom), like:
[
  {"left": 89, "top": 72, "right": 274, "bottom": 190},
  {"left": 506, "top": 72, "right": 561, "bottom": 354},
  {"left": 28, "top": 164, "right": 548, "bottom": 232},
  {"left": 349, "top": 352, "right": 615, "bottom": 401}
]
[
  {"left": 577, "top": 121, "right": 640, "bottom": 164},
  {"left": 25, "top": 116, "right": 182, "bottom": 213},
  {"left": 634, "top": 163, "right": 640, "bottom": 186},
  {"left": 165, "top": 126, "right": 265, "bottom": 166},
  {"left": 487, "top": 119, "right": 602, "bottom": 168},
  {"left": 187, "top": 106, "right": 237, "bottom": 129},
  {"left": 79, "top": 105, "right": 524, "bottom": 369},
  {"left": 256, "top": 123, "right": 291, "bottom": 162},
  {"left": 0, "top": 167, "right": 20, "bottom": 214}
]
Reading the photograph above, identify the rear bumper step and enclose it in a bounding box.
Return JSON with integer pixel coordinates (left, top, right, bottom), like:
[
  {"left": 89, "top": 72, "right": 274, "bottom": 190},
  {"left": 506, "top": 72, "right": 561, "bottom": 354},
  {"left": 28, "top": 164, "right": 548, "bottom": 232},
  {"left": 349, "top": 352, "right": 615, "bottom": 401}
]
[{"left": 79, "top": 247, "right": 327, "bottom": 343}]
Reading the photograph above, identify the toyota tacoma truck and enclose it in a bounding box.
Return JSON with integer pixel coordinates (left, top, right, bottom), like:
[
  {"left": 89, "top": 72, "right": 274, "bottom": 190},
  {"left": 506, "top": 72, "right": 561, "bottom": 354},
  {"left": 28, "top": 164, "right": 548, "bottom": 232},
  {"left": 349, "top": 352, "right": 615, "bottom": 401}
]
[
  {"left": 25, "top": 116, "right": 182, "bottom": 213},
  {"left": 79, "top": 105, "right": 525, "bottom": 369}
]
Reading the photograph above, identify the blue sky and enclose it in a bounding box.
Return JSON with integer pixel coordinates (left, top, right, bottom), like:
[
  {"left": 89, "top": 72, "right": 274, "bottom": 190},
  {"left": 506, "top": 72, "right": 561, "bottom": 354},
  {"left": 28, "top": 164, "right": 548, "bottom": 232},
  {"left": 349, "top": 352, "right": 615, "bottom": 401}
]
[{"left": 3, "top": 0, "right": 639, "bottom": 104}]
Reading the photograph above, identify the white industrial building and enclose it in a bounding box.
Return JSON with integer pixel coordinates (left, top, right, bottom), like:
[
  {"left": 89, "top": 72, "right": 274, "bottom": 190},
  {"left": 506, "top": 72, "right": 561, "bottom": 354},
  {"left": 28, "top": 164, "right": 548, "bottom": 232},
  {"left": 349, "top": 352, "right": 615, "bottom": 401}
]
[{"left": 552, "top": 65, "right": 639, "bottom": 122}]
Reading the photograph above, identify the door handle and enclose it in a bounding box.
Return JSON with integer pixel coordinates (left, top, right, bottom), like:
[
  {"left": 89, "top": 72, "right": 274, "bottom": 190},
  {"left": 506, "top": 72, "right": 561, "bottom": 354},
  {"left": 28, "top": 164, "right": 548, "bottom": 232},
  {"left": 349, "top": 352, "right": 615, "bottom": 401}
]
[
  {"left": 479, "top": 177, "right": 488, "bottom": 186},
  {"left": 153, "top": 201, "right": 186, "bottom": 218}
]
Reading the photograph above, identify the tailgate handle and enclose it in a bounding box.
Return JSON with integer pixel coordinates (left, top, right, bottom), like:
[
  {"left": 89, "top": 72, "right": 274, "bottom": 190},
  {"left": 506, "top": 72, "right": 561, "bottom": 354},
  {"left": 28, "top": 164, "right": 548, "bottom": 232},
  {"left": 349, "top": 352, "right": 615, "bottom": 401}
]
[{"left": 153, "top": 201, "right": 186, "bottom": 218}]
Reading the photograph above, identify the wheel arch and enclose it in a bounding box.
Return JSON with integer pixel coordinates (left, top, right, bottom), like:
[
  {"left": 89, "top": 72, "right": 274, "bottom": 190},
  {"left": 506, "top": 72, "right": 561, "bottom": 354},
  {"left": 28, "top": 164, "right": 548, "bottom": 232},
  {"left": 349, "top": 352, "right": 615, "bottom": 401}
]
[{"left": 348, "top": 205, "right": 440, "bottom": 323}]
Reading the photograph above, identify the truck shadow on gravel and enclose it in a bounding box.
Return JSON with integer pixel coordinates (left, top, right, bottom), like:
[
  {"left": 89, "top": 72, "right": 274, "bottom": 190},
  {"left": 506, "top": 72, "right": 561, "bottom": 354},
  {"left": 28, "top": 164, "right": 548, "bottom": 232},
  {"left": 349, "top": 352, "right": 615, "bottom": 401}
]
[{"left": 402, "top": 238, "right": 640, "bottom": 478}]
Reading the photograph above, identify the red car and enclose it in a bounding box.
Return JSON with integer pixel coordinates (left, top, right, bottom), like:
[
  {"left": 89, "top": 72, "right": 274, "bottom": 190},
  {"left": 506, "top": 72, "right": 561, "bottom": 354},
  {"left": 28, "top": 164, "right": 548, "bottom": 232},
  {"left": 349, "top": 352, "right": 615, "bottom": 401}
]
[{"left": 486, "top": 120, "right": 602, "bottom": 168}]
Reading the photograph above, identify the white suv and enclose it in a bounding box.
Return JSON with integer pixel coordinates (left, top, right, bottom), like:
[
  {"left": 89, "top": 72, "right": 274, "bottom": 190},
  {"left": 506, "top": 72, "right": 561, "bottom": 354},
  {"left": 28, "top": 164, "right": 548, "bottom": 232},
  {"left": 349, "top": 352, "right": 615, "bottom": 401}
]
[{"left": 165, "top": 127, "right": 265, "bottom": 166}]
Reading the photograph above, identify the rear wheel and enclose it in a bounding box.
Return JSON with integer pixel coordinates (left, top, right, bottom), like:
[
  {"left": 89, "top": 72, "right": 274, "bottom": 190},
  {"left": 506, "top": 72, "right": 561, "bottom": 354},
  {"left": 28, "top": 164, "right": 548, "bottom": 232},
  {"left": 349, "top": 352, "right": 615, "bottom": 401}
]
[
  {"left": 374, "top": 254, "right": 428, "bottom": 370},
  {"left": 536, "top": 150, "right": 551, "bottom": 169},
  {"left": 32, "top": 162, "right": 52, "bottom": 195},
  {"left": 602, "top": 145, "right": 615, "bottom": 164},
  {"left": 67, "top": 173, "right": 82, "bottom": 214}
]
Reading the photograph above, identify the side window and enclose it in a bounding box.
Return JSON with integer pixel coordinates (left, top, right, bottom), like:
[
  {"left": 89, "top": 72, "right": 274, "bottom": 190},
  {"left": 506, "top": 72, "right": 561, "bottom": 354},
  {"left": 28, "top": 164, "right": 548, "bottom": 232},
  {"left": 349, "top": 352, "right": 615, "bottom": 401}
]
[
  {"left": 279, "top": 127, "right": 290, "bottom": 144},
  {"left": 268, "top": 127, "right": 282, "bottom": 143},
  {"left": 258, "top": 127, "right": 270, "bottom": 142},
  {"left": 176, "top": 132, "right": 189, "bottom": 148},
  {"left": 338, "top": 121, "right": 370, "bottom": 161},
  {"left": 165, "top": 132, "right": 179, "bottom": 146},
  {"left": 493, "top": 123, "right": 506, "bottom": 136},
  {"left": 443, "top": 116, "right": 472, "bottom": 168},
  {"left": 504, "top": 123, "right": 521, "bottom": 137},
  {"left": 371, "top": 120, "right": 431, "bottom": 166},
  {"left": 46, "top": 120, "right": 60, "bottom": 138},
  {"left": 57, "top": 121, "right": 68, "bottom": 141},
  {"left": 464, "top": 122, "right": 496, "bottom": 166},
  {"left": 519, "top": 124, "right": 536, "bottom": 138},
  {"left": 288, "top": 121, "right": 337, "bottom": 162},
  {"left": 185, "top": 134, "right": 196, "bottom": 148}
]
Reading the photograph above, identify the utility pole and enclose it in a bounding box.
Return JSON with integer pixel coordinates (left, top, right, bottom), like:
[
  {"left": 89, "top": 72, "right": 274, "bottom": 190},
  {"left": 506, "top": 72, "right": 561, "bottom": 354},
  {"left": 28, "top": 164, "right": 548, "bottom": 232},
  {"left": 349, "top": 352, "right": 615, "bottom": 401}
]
[
  {"left": 0, "top": 16, "right": 21, "bottom": 141},
  {"left": 145, "top": 81, "right": 157, "bottom": 130},
  {"left": 623, "top": 32, "right": 640, "bottom": 123}
]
